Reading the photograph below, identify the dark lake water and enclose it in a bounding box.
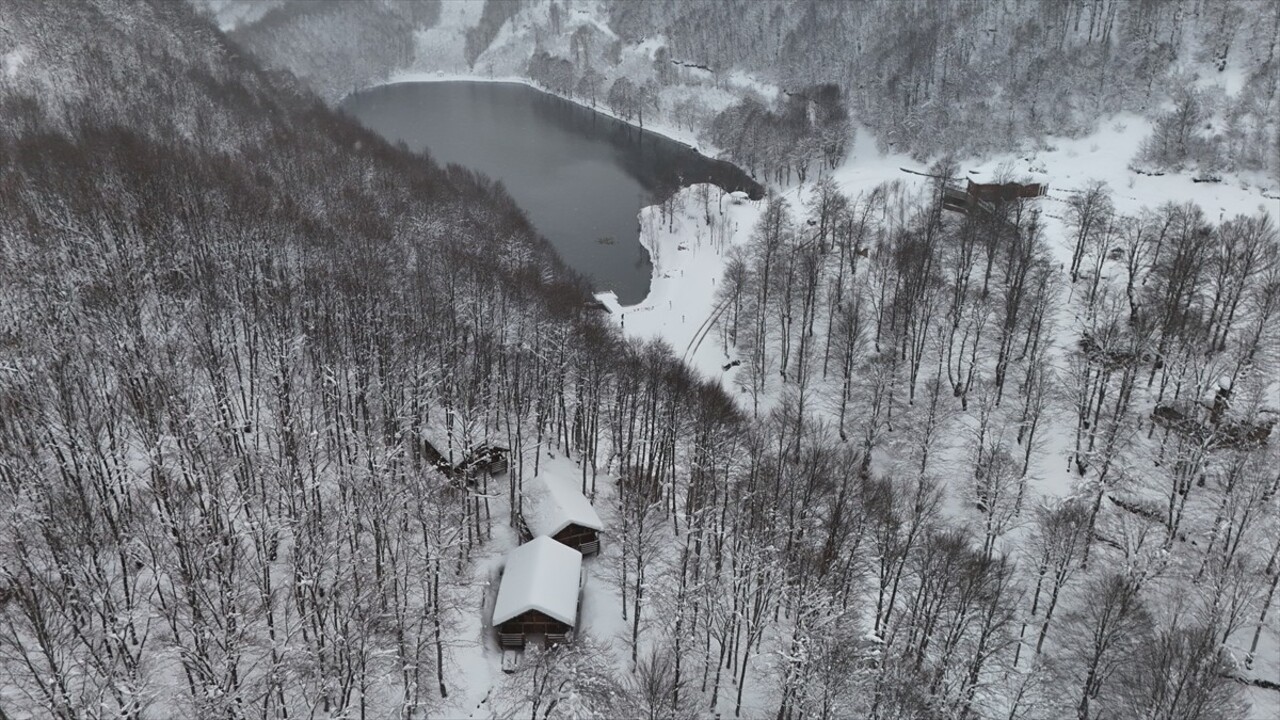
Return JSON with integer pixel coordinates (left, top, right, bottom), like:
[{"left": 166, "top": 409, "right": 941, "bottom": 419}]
[{"left": 341, "top": 81, "right": 761, "bottom": 304}]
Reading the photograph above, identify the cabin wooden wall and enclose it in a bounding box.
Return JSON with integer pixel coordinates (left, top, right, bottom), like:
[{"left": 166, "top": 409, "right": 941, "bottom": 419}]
[
  {"left": 499, "top": 610, "right": 571, "bottom": 636},
  {"left": 553, "top": 524, "right": 600, "bottom": 555}
]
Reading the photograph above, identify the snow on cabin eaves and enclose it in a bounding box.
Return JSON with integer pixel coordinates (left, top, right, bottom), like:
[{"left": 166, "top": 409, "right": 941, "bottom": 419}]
[
  {"left": 492, "top": 535, "right": 583, "bottom": 627},
  {"left": 526, "top": 472, "right": 604, "bottom": 537}
]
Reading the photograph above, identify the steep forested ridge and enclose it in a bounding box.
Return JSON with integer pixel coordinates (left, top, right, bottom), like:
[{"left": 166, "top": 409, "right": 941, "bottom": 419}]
[
  {"left": 207, "top": 0, "right": 1280, "bottom": 179},
  {"left": 228, "top": 0, "right": 440, "bottom": 102},
  {"left": 616, "top": 0, "right": 1279, "bottom": 173}
]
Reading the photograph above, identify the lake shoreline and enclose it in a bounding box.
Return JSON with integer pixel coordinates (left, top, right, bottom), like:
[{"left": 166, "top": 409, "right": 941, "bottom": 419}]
[{"left": 342, "top": 80, "right": 760, "bottom": 306}]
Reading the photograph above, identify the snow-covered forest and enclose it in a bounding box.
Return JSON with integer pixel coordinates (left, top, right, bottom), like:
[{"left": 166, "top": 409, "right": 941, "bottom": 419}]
[
  {"left": 1, "top": 1, "right": 1278, "bottom": 719},
  {"left": 202, "top": 0, "right": 1280, "bottom": 182}
]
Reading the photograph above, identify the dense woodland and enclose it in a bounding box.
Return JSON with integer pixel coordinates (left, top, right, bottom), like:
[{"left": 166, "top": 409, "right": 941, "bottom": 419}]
[
  {"left": 605, "top": 0, "right": 1280, "bottom": 174},
  {"left": 226, "top": 0, "right": 438, "bottom": 102},
  {"left": 702, "top": 169, "right": 1279, "bottom": 718},
  {"left": 0, "top": 1, "right": 1278, "bottom": 719},
  {"left": 0, "top": 1, "right": 603, "bottom": 715}
]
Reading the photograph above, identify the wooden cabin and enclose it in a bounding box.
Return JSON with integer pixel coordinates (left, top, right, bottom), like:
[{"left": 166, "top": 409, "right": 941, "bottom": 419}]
[
  {"left": 492, "top": 536, "right": 585, "bottom": 649},
  {"left": 941, "top": 184, "right": 973, "bottom": 214},
  {"left": 522, "top": 474, "right": 604, "bottom": 555},
  {"left": 965, "top": 179, "right": 1047, "bottom": 202}
]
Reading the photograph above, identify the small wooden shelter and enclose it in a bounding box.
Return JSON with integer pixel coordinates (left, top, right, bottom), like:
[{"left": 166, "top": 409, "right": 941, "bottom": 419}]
[
  {"left": 942, "top": 179, "right": 1047, "bottom": 216},
  {"left": 965, "top": 179, "right": 1047, "bottom": 202},
  {"left": 522, "top": 474, "right": 604, "bottom": 555},
  {"left": 492, "top": 536, "right": 585, "bottom": 649},
  {"left": 1151, "top": 378, "right": 1276, "bottom": 451}
]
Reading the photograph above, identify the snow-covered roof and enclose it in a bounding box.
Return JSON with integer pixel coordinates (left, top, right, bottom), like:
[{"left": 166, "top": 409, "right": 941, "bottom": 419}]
[
  {"left": 492, "top": 536, "right": 583, "bottom": 627},
  {"left": 525, "top": 473, "right": 604, "bottom": 537}
]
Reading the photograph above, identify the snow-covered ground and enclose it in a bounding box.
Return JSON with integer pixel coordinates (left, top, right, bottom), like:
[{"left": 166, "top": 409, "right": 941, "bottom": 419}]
[
  {"left": 966, "top": 113, "right": 1276, "bottom": 222},
  {"left": 603, "top": 114, "right": 1276, "bottom": 376},
  {"left": 586, "top": 104, "right": 1277, "bottom": 519},
  {"left": 592, "top": 125, "right": 922, "bottom": 375},
  {"left": 594, "top": 187, "right": 760, "bottom": 377}
]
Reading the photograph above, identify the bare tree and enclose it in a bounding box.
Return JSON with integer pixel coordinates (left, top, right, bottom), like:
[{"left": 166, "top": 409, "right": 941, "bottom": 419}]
[
  {"left": 624, "top": 642, "right": 691, "bottom": 720},
  {"left": 1116, "top": 621, "right": 1247, "bottom": 720},
  {"left": 1058, "top": 573, "right": 1152, "bottom": 720},
  {"left": 496, "top": 637, "right": 624, "bottom": 720},
  {"left": 1017, "top": 501, "right": 1091, "bottom": 665},
  {"left": 1066, "top": 182, "right": 1113, "bottom": 284}
]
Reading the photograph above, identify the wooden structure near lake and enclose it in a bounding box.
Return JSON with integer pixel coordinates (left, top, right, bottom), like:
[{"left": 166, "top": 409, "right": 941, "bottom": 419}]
[
  {"left": 942, "top": 179, "right": 1047, "bottom": 216},
  {"left": 492, "top": 536, "right": 585, "bottom": 649},
  {"left": 966, "top": 179, "right": 1048, "bottom": 202}
]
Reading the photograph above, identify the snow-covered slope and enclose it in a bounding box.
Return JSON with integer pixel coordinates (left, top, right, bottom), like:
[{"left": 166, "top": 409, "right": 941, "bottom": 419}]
[
  {"left": 605, "top": 112, "right": 1276, "bottom": 375},
  {"left": 595, "top": 105, "right": 1279, "bottom": 716}
]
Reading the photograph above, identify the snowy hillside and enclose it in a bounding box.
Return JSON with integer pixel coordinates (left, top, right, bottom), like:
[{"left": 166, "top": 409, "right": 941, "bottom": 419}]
[
  {"left": 4, "top": 1, "right": 1277, "bottom": 718},
  {"left": 599, "top": 105, "right": 1279, "bottom": 716},
  {"left": 606, "top": 114, "right": 1277, "bottom": 375}
]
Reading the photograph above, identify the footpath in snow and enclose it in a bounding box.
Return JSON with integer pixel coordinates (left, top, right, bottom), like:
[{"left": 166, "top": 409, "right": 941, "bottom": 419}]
[{"left": 594, "top": 186, "right": 761, "bottom": 378}]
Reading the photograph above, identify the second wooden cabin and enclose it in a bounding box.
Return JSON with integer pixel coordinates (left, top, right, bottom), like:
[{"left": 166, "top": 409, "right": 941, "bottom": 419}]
[
  {"left": 521, "top": 474, "right": 604, "bottom": 555},
  {"left": 454, "top": 443, "right": 509, "bottom": 477}
]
